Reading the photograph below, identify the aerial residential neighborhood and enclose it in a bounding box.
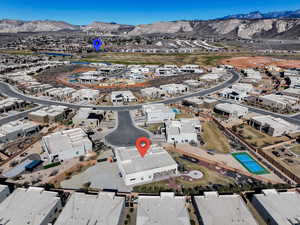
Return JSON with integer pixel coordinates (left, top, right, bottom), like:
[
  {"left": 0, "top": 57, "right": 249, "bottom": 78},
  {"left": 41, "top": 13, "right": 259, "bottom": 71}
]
[{"left": 1, "top": 1, "right": 300, "bottom": 225}]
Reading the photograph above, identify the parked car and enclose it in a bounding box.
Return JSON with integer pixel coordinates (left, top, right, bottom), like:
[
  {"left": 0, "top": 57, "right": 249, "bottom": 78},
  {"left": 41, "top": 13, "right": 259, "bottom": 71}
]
[
  {"left": 207, "top": 149, "right": 215, "bottom": 155},
  {"left": 272, "top": 151, "right": 280, "bottom": 157}
]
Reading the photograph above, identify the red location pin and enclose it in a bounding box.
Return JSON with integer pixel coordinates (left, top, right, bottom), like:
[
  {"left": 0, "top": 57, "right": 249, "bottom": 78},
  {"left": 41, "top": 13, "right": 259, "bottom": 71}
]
[{"left": 135, "top": 137, "right": 151, "bottom": 157}]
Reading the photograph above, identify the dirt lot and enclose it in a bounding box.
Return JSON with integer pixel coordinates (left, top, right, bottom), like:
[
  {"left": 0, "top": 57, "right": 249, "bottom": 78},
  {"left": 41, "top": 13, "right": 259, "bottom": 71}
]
[
  {"left": 202, "top": 121, "right": 231, "bottom": 153},
  {"left": 221, "top": 56, "right": 300, "bottom": 69},
  {"left": 236, "top": 124, "right": 290, "bottom": 148}
]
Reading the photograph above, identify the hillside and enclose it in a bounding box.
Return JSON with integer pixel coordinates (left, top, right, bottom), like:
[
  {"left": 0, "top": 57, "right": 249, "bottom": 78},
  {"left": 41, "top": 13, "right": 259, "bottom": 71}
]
[{"left": 0, "top": 18, "right": 300, "bottom": 40}]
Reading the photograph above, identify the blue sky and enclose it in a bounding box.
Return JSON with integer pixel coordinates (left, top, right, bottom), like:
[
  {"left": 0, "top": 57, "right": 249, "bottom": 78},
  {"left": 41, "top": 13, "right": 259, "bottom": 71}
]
[{"left": 0, "top": 0, "right": 299, "bottom": 25}]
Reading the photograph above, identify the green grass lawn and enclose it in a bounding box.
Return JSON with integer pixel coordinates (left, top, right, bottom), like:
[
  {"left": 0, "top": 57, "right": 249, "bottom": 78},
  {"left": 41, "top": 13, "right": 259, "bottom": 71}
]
[{"left": 201, "top": 55, "right": 231, "bottom": 66}]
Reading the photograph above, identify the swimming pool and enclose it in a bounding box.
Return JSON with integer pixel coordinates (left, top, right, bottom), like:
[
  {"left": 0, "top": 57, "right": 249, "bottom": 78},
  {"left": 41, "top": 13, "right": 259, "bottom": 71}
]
[
  {"left": 172, "top": 108, "right": 181, "bottom": 114},
  {"left": 71, "top": 61, "right": 91, "bottom": 65},
  {"left": 232, "top": 152, "right": 268, "bottom": 175}
]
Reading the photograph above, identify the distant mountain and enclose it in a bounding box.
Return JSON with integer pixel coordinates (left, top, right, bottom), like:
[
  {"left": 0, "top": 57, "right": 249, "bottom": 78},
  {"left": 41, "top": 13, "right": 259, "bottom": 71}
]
[
  {"left": 220, "top": 9, "right": 300, "bottom": 20},
  {"left": 128, "top": 21, "right": 193, "bottom": 36},
  {"left": 82, "top": 21, "right": 134, "bottom": 34},
  {"left": 0, "top": 19, "right": 79, "bottom": 33},
  {"left": 0, "top": 17, "right": 300, "bottom": 40},
  {"left": 128, "top": 19, "right": 300, "bottom": 40}
]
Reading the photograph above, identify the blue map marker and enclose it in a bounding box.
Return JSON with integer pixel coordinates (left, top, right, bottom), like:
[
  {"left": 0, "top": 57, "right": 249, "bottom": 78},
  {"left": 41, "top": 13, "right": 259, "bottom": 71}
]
[{"left": 93, "top": 39, "right": 102, "bottom": 51}]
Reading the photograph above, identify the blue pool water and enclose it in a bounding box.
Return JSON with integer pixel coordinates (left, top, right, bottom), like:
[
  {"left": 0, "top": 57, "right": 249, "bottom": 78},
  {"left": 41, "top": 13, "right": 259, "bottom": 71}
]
[
  {"left": 232, "top": 152, "right": 268, "bottom": 174},
  {"left": 172, "top": 108, "right": 181, "bottom": 114},
  {"left": 68, "top": 74, "right": 80, "bottom": 78},
  {"left": 71, "top": 61, "right": 91, "bottom": 65}
]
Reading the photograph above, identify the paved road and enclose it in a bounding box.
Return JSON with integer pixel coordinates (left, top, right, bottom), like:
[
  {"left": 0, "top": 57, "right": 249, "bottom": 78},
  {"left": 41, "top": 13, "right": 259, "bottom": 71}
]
[
  {"left": 0, "top": 71, "right": 240, "bottom": 147},
  {"left": 0, "top": 70, "right": 240, "bottom": 111},
  {"left": 105, "top": 111, "right": 149, "bottom": 147}
]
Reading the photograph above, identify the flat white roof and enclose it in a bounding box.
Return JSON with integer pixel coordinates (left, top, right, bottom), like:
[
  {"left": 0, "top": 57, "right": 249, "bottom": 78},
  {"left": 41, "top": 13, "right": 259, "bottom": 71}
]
[
  {"left": 260, "top": 94, "right": 299, "bottom": 105},
  {"left": 0, "top": 187, "right": 60, "bottom": 225},
  {"left": 253, "top": 189, "right": 300, "bottom": 225},
  {"left": 165, "top": 118, "right": 199, "bottom": 135},
  {"left": 54, "top": 192, "right": 124, "bottom": 225},
  {"left": 75, "top": 88, "right": 99, "bottom": 94},
  {"left": 251, "top": 115, "right": 299, "bottom": 131},
  {"left": 282, "top": 88, "right": 300, "bottom": 95},
  {"left": 0, "top": 98, "right": 24, "bottom": 107},
  {"left": 111, "top": 90, "right": 135, "bottom": 98},
  {"left": 184, "top": 96, "right": 204, "bottom": 104},
  {"left": 137, "top": 192, "right": 191, "bottom": 225},
  {"left": 194, "top": 192, "right": 258, "bottom": 225},
  {"left": 115, "top": 146, "right": 177, "bottom": 175},
  {"left": 74, "top": 108, "right": 104, "bottom": 120},
  {"left": 29, "top": 105, "right": 67, "bottom": 117},
  {"left": 200, "top": 73, "right": 223, "bottom": 80},
  {"left": 142, "top": 103, "right": 174, "bottom": 114},
  {"left": 141, "top": 87, "right": 165, "bottom": 94},
  {"left": 42, "top": 128, "right": 91, "bottom": 155},
  {"left": 0, "top": 185, "right": 9, "bottom": 203},
  {"left": 0, "top": 185, "right": 8, "bottom": 193},
  {"left": 160, "top": 83, "right": 188, "bottom": 89},
  {"left": 0, "top": 120, "right": 38, "bottom": 134},
  {"left": 215, "top": 103, "right": 248, "bottom": 115}
]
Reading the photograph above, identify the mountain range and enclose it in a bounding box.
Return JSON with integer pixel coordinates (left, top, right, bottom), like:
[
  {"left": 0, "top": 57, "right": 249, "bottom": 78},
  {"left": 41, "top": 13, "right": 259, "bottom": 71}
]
[
  {"left": 0, "top": 9, "right": 300, "bottom": 40},
  {"left": 220, "top": 9, "right": 300, "bottom": 20}
]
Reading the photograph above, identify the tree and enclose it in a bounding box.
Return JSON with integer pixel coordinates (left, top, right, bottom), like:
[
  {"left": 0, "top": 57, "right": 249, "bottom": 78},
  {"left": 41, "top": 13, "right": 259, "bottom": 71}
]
[
  {"left": 9, "top": 160, "right": 19, "bottom": 167},
  {"left": 232, "top": 126, "right": 237, "bottom": 132},
  {"left": 83, "top": 182, "right": 91, "bottom": 188},
  {"left": 49, "top": 169, "right": 59, "bottom": 177}
]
